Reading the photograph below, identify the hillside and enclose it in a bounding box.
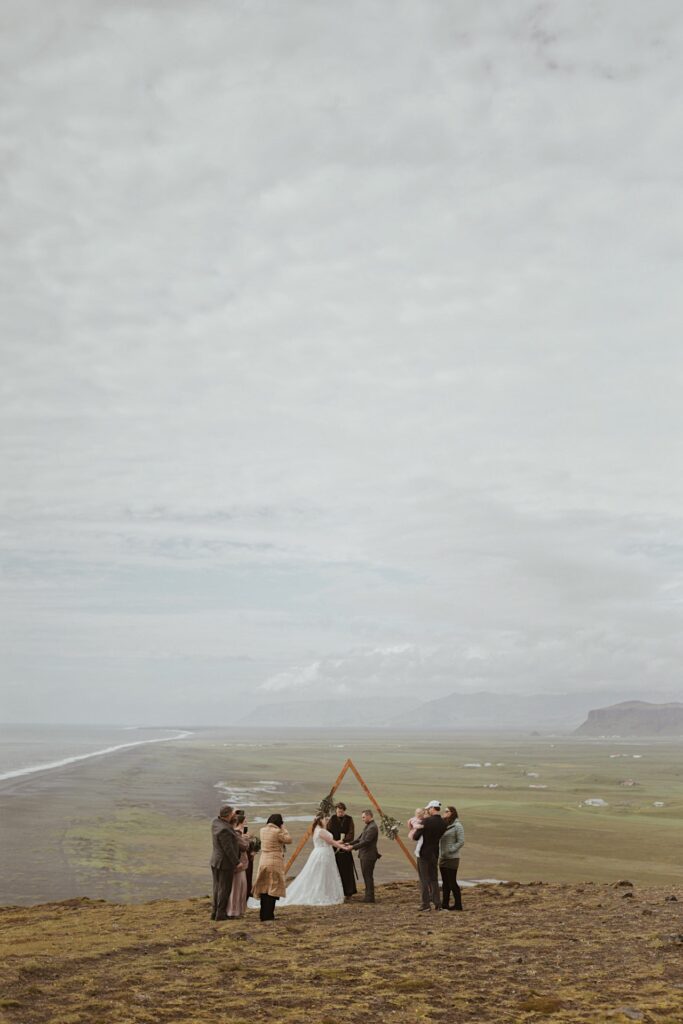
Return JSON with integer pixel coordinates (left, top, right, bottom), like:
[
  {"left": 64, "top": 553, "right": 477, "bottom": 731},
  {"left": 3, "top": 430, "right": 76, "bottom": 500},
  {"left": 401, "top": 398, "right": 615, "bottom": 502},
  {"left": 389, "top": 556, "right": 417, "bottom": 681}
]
[
  {"left": 575, "top": 701, "right": 683, "bottom": 737},
  {"left": 1, "top": 881, "right": 682, "bottom": 1023}
]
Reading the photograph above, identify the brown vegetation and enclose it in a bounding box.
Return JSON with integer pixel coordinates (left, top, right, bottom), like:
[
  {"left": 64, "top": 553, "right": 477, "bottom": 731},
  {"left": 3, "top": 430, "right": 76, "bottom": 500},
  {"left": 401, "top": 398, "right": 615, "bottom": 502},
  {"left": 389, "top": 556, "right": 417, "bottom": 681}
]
[{"left": 1, "top": 881, "right": 682, "bottom": 1023}]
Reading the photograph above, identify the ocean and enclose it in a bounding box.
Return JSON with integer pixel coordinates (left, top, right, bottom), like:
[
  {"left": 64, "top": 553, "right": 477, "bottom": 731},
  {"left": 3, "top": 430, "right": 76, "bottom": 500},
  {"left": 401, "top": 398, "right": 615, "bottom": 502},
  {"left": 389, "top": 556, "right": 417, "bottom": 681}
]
[{"left": 0, "top": 724, "right": 191, "bottom": 782}]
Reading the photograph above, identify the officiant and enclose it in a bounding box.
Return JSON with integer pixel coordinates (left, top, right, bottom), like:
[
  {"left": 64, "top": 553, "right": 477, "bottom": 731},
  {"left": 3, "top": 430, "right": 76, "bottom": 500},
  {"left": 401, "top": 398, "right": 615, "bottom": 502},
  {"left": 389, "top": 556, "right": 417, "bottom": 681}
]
[{"left": 328, "top": 802, "right": 357, "bottom": 898}]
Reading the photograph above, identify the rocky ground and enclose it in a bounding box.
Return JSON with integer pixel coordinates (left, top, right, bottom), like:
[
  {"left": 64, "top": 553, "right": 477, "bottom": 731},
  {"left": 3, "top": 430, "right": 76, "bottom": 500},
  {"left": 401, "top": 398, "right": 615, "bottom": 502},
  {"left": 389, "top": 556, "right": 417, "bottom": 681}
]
[{"left": 0, "top": 881, "right": 681, "bottom": 1023}]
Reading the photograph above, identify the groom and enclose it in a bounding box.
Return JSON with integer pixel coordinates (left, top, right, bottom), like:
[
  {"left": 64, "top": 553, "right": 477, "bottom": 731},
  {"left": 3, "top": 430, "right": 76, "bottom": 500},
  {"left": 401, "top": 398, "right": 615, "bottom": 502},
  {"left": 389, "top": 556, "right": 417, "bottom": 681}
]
[{"left": 344, "top": 809, "right": 380, "bottom": 903}]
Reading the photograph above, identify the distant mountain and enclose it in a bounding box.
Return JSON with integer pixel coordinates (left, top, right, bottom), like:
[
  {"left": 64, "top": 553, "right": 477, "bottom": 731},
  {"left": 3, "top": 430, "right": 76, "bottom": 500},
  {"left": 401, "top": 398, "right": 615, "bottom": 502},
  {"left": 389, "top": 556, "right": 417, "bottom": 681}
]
[
  {"left": 240, "top": 690, "right": 672, "bottom": 731},
  {"left": 238, "top": 697, "right": 416, "bottom": 728},
  {"left": 388, "top": 689, "right": 638, "bottom": 731},
  {"left": 575, "top": 700, "right": 683, "bottom": 737}
]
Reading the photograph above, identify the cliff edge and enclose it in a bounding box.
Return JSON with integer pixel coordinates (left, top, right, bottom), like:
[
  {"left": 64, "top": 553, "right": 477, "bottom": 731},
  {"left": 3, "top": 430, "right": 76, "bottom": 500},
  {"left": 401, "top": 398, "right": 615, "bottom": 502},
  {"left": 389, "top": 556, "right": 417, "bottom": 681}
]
[{"left": 575, "top": 700, "right": 683, "bottom": 737}]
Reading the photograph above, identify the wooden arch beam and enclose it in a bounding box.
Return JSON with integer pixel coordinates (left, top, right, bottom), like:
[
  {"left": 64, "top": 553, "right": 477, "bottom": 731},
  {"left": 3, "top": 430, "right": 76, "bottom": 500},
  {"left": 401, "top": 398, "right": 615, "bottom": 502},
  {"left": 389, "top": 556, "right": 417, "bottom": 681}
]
[{"left": 284, "top": 758, "right": 417, "bottom": 874}]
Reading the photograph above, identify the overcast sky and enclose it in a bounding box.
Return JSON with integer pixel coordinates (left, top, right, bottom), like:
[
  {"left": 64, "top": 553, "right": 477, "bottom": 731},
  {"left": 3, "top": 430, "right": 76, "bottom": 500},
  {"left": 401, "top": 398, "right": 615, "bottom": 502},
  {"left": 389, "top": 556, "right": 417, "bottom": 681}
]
[{"left": 1, "top": 1, "right": 682, "bottom": 724}]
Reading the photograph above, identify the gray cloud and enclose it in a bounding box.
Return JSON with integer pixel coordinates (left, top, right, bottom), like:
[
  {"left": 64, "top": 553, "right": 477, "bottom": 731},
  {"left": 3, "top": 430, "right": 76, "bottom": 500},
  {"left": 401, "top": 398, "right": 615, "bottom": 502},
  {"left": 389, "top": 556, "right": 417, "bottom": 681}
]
[{"left": 1, "top": 1, "right": 682, "bottom": 722}]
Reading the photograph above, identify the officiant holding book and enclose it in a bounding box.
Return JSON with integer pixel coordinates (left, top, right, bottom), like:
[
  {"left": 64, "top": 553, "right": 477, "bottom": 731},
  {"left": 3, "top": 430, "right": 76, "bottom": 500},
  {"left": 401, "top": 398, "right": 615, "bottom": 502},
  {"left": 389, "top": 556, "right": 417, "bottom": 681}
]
[{"left": 328, "top": 802, "right": 357, "bottom": 898}]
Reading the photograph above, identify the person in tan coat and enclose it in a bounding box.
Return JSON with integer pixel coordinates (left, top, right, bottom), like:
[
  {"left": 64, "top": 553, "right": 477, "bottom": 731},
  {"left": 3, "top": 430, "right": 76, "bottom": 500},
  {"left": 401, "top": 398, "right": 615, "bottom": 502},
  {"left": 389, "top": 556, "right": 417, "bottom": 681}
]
[{"left": 252, "top": 813, "right": 292, "bottom": 921}]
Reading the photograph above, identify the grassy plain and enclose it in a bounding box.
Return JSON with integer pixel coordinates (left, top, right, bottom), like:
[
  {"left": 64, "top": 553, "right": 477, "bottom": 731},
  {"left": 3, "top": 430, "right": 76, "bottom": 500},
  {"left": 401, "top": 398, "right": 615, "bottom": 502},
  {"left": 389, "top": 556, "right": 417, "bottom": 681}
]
[{"left": 1, "top": 729, "right": 681, "bottom": 906}]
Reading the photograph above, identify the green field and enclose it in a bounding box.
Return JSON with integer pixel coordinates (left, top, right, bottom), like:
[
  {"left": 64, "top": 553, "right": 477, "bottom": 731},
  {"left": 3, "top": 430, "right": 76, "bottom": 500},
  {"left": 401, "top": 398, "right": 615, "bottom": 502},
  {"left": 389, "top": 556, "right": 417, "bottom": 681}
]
[
  {"left": 205, "top": 730, "right": 683, "bottom": 887},
  {"left": 1, "top": 729, "right": 681, "bottom": 905}
]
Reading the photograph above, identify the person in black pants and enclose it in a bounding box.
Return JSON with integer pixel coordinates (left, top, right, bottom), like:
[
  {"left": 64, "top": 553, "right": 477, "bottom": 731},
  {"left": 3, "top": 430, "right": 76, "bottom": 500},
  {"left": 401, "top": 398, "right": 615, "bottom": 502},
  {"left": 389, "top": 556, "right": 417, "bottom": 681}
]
[
  {"left": 209, "top": 804, "right": 240, "bottom": 920},
  {"left": 439, "top": 805, "right": 464, "bottom": 911},
  {"left": 328, "top": 802, "right": 358, "bottom": 898},
  {"left": 413, "top": 800, "right": 447, "bottom": 911},
  {"left": 345, "top": 809, "right": 381, "bottom": 903},
  {"left": 251, "top": 814, "right": 292, "bottom": 922},
  {"left": 259, "top": 893, "right": 277, "bottom": 921}
]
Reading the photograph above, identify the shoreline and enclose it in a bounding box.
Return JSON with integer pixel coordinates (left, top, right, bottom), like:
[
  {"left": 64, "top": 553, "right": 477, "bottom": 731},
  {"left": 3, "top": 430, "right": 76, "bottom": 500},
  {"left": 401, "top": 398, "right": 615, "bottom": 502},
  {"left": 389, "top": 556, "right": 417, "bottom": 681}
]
[{"left": 0, "top": 730, "right": 192, "bottom": 783}]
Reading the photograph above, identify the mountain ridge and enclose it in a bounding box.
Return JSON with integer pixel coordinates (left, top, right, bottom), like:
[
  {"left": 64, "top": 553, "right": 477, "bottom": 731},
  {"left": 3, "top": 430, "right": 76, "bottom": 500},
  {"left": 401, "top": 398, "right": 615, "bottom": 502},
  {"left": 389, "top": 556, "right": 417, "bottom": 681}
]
[{"left": 239, "top": 690, "right": 680, "bottom": 730}]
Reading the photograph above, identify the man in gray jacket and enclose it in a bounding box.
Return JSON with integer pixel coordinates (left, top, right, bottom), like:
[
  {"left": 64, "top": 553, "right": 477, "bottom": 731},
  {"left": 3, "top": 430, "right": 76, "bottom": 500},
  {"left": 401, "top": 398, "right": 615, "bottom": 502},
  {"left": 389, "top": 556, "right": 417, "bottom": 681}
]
[
  {"left": 345, "top": 809, "right": 381, "bottom": 903},
  {"left": 210, "top": 804, "right": 240, "bottom": 920}
]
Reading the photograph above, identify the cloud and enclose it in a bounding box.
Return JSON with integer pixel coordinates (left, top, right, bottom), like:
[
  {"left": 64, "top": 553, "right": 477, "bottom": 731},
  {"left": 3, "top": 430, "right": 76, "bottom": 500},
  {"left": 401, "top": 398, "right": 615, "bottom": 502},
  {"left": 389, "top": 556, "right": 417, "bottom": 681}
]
[
  {"left": 1, "top": 1, "right": 683, "bottom": 721},
  {"left": 260, "top": 645, "right": 426, "bottom": 696},
  {"left": 258, "top": 625, "right": 683, "bottom": 705}
]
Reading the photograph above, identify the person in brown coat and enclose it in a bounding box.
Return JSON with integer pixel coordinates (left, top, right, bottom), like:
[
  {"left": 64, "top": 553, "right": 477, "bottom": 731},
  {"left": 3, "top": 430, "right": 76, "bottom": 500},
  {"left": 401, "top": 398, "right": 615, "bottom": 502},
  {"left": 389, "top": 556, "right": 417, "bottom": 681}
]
[{"left": 251, "top": 813, "right": 292, "bottom": 921}]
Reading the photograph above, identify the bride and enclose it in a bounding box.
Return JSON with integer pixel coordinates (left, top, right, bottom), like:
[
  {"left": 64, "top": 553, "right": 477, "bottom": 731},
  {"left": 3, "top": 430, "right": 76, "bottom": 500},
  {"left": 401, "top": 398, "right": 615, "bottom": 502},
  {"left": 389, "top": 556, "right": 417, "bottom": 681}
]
[
  {"left": 280, "top": 813, "right": 348, "bottom": 906},
  {"left": 253, "top": 813, "right": 348, "bottom": 908}
]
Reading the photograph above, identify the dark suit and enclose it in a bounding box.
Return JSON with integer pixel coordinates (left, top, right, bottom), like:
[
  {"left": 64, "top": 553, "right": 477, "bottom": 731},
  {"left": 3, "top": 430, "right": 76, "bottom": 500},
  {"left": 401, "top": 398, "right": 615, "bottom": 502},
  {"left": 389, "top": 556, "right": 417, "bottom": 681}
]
[
  {"left": 414, "top": 814, "right": 447, "bottom": 909},
  {"left": 210, "top": 817, "right": 240, "bottom": 920},
  {"left": 350, "top": 819, "right": 380, "bottom": 902},
  {"left": 328, "top": 813, "right": 357, "bottom": 897}
]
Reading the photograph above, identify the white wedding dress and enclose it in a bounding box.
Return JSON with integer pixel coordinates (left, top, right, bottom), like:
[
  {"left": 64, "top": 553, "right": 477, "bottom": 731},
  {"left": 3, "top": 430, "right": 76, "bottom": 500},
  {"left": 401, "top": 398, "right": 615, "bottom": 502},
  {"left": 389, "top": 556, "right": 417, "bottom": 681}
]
[
  {"left": 249, "top": 827, "right": 345, "bottom": 908},
  {"left": 280, "top": 827, "right": 345, "bottom": 906}
]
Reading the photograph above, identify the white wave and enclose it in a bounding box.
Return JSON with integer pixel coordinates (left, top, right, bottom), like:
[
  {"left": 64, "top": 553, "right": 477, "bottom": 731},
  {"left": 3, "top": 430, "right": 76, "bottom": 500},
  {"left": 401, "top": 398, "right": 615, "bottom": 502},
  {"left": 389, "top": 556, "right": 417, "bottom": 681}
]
[{"left": 0, "top": 730, "right": 192, "bottom": 782}]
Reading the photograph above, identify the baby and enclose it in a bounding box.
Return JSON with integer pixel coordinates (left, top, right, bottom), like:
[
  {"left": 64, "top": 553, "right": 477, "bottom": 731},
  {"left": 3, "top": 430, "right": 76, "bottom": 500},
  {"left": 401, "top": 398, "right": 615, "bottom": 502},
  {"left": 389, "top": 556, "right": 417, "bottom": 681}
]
[
  {"left": 408, "top": 807, "right": 425, "bottom": 839},
  {"left": 408, "top": 808, "right": 426, "bottom": 857}
]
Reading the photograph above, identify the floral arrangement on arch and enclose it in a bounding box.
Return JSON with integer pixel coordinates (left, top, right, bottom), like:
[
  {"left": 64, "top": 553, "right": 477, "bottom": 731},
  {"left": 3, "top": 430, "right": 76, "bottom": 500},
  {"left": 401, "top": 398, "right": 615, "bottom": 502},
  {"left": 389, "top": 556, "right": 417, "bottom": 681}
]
[
  {"left": 316, "top": 791, "right": 336, "bottom": 819},
  {"left": 379, "top": 814, "right": 401, "bottom": 840}
]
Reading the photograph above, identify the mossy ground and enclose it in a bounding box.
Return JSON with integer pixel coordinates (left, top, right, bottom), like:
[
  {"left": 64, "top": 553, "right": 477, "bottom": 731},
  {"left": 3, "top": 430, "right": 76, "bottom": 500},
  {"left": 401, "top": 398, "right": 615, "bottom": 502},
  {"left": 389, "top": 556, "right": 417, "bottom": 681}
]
[{"left": 1, "top": 881, "right": 681, "bottom": 1024}]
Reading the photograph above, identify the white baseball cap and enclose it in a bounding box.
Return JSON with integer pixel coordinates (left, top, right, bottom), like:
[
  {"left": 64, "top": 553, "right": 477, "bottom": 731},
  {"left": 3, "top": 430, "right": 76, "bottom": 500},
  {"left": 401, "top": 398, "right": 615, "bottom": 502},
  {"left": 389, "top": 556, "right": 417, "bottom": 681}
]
[{"left": 426, "top": 800, "right": 441, "bottom": 809}]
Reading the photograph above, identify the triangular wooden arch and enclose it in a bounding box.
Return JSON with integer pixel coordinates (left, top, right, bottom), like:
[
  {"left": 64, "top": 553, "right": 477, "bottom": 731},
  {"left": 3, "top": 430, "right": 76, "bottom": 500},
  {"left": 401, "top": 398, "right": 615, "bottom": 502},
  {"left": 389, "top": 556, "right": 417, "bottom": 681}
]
[{"left": 285, "top": 757, "right": 417, "bottom": 874}]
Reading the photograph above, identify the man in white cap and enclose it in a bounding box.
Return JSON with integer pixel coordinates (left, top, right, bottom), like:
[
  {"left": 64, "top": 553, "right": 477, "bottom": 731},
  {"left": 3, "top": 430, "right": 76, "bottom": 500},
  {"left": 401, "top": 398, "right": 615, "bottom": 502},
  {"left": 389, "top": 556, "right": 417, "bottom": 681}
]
[{"left": 412, "top": 800, "right": 447, "bottom": 911}]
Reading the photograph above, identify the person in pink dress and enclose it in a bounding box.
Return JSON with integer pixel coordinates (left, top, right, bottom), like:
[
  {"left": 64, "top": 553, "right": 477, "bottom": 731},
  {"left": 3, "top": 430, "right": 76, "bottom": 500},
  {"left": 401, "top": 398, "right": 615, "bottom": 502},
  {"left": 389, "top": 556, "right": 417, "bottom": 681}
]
[{"left": 226, "top": 809, "right": 252, "bottom": 919}]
